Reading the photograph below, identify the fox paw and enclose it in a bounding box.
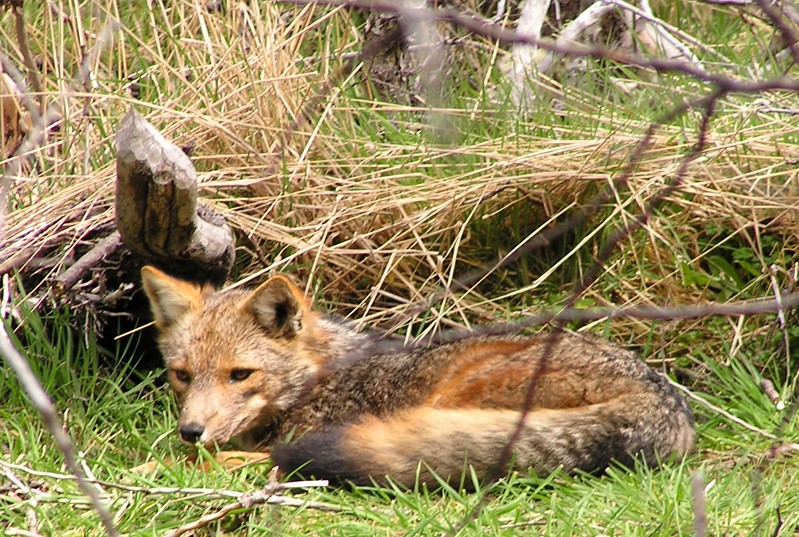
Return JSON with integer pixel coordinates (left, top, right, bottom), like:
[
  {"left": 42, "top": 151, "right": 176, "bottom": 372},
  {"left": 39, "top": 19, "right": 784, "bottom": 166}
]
[{"left": 130, "top": 450, "right": 271, "bottom": 474}]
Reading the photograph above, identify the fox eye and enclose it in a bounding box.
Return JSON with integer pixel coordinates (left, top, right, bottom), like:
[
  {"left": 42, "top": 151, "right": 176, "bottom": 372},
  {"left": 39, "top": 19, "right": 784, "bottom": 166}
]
[
  {"left": 172, "top": 369, "right": 190, "bottom": 383},
  {"left": 230, "top": 369, "right": 254, "bottom": 382}
]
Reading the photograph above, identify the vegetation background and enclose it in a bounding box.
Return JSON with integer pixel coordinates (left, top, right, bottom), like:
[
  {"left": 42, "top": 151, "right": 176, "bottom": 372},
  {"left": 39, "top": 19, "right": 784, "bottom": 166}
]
[{"left": 1, "top": 0, "right": 798, "bottom": 535}]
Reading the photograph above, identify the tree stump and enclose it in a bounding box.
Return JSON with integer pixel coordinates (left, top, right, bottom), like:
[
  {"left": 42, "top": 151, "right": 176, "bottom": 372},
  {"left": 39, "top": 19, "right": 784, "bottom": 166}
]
[{"left": 115, "top": 108, "right": 235, "bottom": 284}]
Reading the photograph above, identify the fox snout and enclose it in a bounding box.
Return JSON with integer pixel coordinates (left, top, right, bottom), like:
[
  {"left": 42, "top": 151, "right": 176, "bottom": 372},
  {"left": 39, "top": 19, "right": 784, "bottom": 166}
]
[{"left": 179, "top": 422, "right": 206, "bottom": 444}]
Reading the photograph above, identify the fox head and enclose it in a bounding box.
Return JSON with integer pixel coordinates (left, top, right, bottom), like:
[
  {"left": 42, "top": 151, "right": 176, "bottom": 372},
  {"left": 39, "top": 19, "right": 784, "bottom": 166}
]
[{"left": 140, "top": 266, "right": 330, "bottom": 448}]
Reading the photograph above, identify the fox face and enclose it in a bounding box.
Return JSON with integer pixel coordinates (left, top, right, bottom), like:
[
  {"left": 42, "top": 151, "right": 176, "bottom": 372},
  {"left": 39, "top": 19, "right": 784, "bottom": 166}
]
[{"left": 140, "top": 266, "right": 325, "bottom": 448}]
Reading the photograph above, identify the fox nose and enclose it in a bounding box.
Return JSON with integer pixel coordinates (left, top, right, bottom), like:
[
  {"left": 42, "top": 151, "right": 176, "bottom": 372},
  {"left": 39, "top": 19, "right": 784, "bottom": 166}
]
[{"left": 179, "top": 422, "right": 205, "bottom": 443}]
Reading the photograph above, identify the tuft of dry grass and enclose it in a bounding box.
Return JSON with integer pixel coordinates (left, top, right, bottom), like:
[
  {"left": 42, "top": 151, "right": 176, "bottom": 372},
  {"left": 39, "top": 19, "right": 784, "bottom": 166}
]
[
  {"left": 1, "top": 2, "right": 799, "bottom": 534},
  {"left": 1, "top": 0, "right": 797, "bottom": 356}
]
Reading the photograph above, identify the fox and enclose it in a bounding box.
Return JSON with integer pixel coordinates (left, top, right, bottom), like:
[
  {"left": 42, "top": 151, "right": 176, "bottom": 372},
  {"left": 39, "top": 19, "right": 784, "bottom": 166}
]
[{"left": 140, "top": 265, "right": 695, "bottom": 487}]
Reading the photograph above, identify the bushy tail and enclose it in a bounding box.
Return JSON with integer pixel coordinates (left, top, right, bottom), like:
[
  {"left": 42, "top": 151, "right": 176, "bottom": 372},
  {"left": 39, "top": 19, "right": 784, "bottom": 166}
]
[{"left": 272, "top": 397, "right": 694, "bottom": 487}]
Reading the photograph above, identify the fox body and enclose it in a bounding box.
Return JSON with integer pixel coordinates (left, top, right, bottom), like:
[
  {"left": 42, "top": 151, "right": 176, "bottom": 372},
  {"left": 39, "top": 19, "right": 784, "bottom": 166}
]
[{"left": 141, "top": 266, "right": 695, "bottom": 486}]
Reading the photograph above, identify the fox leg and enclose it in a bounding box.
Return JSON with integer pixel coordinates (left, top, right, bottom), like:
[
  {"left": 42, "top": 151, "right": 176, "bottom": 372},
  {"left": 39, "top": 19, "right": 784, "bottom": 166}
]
[
  {"left": 206, "top": 450, "right": 271, "bottom": 469},
  {"left": 130, "top": 450, "right": 270, "bottom": 474}
]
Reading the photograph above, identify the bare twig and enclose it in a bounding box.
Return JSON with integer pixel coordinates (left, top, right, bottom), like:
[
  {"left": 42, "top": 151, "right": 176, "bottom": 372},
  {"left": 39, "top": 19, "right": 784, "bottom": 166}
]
[
  {"left": 670, "top": 380, "right": 777, "bottom": 440},
  {"left": 701, "top": 0, "right": 752, "bottom": 5},
  {"left": 1, "top": 16, "right": 119, "bottom": 246},
  {"left": 565, "top": 93, "right": 719, "bottom": 307},
  {"left": 768, "top": 264, "right": 791, "bottom": 371},
  {"left": 0, "top": 458, "right": 327, "bottom": 499},
  {"left": 163, "top": 490, "right": 341, "bottom": 537},
  {"left": 692, "top": 472, "right": 707, "bottom": 537},
  {"left": 0, "top": 457, "right": 338, "bottom": 535},
  {"left": 452, "top": 97, "right": 721, "bottom": 528},
  {"left": 2, "top": 465, "right": 43, "bottom": 536},
  {"left": 54, "top": 232, "right": 123, "bottom": 292},
  {"left": 336, "top": 293, "right": 799, "bottom": 373},
  {"left": 760, "top": 379, "right": 784, "bottom": 409},
  {"left": 603, "top": 0, "right": 714, "bottom": 61},
  {"left": 278, "top": 0, "right": 799, "bottom": 93},
  {"left": 164, "top": 468, "right": 337, "bottom": 537},
  {"left": 535, "top": 2, "right": 616, "bottom": 76},
  {"left": 0, "top": 303, "right": 120, "bottom": 536},
  {"left": 755, "top": 0, "right": 799, "bottom": 66},
  {"left": 6, "top": 530, "right": 46, "bottom": 537},
  {"left": 771, "top": 506, "right": 784, "bottom": 537},
  {"left": 0, "top": 50, "right": 51, "bottom": 243},
  {"left": 11, "top": 3, "right": 43, "bottom": 105},
  {"left": 383, "top": 75, "right": 735, "bottom": 336}
]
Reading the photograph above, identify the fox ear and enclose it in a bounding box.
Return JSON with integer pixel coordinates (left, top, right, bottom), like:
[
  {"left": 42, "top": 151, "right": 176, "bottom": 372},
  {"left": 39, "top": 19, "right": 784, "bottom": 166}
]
[
  {"left": 140, "top": 266, "right": 203, "bottom": 329},
  {"left": 244, "top": 275, "right": 306, "bottom": 338}
]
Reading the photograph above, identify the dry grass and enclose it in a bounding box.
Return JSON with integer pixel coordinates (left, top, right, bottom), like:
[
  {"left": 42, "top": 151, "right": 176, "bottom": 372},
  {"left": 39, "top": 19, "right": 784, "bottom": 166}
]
[
  {"left": 1, "top": 0, "right": 797, "bottom": 353},
  {"left": 1, "top": 2, "right": 799, "bottom": 534}
]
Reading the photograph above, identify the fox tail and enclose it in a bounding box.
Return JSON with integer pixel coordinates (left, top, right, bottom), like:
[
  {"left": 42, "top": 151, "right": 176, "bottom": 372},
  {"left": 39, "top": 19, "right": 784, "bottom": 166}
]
[{"left": 272, "top": 398, "right": 694, "bottom": 487}]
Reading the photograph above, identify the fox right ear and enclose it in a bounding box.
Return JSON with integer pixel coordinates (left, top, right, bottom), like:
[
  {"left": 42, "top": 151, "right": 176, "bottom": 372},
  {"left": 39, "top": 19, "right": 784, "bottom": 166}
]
[
  {"left": 140, "top": 266, "right": 203, "bottom": 329},
  {"left": 243, "top": 275, "right": 307, "bottom": 339}
]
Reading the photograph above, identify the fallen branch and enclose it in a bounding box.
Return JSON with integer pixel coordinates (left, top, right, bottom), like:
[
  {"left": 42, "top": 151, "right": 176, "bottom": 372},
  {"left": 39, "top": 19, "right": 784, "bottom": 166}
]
[
  {"left": 0, "top": 246, "right": 37, "bottom": 276},
  {"left": 54, "top": 232, "right": 123, "bottom": 292},
  {"left": 115, "top": 108, "right": 235, "bottom": 284}
]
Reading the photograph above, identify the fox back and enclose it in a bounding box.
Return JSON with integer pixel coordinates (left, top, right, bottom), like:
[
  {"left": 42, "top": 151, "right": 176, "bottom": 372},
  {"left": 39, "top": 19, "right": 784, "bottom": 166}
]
[{"left": 141, "top": 266, "right": 695, "bottom": 486}]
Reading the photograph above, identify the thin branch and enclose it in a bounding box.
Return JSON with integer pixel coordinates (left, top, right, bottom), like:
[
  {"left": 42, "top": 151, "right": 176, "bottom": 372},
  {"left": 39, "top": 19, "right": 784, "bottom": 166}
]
[
  {"left": 0, "top": 50, "right": 49, "bottom": 243},
  {"left": 54, "top": 232, "right": 123, "bottom": 292},
  {"left": 12, "top": 3, "right": 43, "bottom": 105},
  {"left": 771, "top": 506, "right": 784, "bottom": 537},
  {"left": 565, "top": 92, "right": 720, "bottom": 308},
  {"left": 163, "top": 469, "right": 338, "bottom": 537},
  {"left": 701, "top": 0, "right": 752, "bottom": 5},
  {"left": 331, "top": 293, "right": 799, "bottom": 376},
  {"left": 277, "top": 0, "right": 799, "bottom": 92},
  {"left": 432, "top": 293, "right": 799, "bottom": 346},
  {"left": 163, "top": 491, "right": 341, "bottom": 537},
  {"left": 0, "top": 287, "right": 120, "bottom": 537},
  {"left": 692, "top": 472, "right": 707, "bottom": 537},
  {"left": 384, "top": 72, "right": 739, "bottom": 335},
  {"left": 670, "top": 380, "right": 777, "bottom": 440},
  {"left": 0, "top": 458, "right": 327, "bottom": 499},
  {"left": 0, "top": 17, "right": 119, "bottom": 245},
  {"left": 754, "top": 0, "right": 799, "bottom": 66},
  {"left": 453, "top": 99, "right": 721, "bottom": 528},
  {"left": 603, "top": 0, "right": 716, "bottom": 62},
  {"left": 0, "top": 457, "right": 339, "bottom": 534}
]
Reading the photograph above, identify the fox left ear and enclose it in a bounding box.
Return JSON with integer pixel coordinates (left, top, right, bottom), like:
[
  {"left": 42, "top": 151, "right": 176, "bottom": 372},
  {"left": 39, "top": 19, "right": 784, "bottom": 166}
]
[
  {"left": 244, "top": 275, "right": 306, "bottom": 338},
  {"left": 140, "top": 266, "right": 203, "bottom": 329}
]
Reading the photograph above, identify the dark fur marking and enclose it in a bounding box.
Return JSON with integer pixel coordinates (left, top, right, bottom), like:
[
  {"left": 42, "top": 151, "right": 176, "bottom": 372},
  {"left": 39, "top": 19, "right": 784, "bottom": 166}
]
[
  {"left": 274, "top": 300, "right": 294, "bottom": 328},
  {"left": 271, "top": 428, "right": 372, "bottom": 486}
]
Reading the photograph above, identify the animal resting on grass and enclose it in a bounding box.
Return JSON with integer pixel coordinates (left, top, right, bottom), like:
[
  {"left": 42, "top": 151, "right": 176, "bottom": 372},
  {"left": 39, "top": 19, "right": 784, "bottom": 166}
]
[{"left": 141, "top": 265, "right": 695, "bottom": 486}]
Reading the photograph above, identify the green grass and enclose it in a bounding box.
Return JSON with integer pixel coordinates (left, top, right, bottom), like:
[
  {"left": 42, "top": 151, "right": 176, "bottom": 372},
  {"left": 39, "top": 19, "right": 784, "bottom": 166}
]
[
  {"left": 1, "top": 302, "right": 797, "bottom": 535},
  {"left": 2, "top": 0, "right": 799, "bottom": 534}
]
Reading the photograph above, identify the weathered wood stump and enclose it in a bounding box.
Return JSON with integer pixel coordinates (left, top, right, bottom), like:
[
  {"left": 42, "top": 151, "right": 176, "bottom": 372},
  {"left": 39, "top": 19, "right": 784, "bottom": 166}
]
[{"left": 115, "top": 108, "right": 235, "bottom": 284}]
